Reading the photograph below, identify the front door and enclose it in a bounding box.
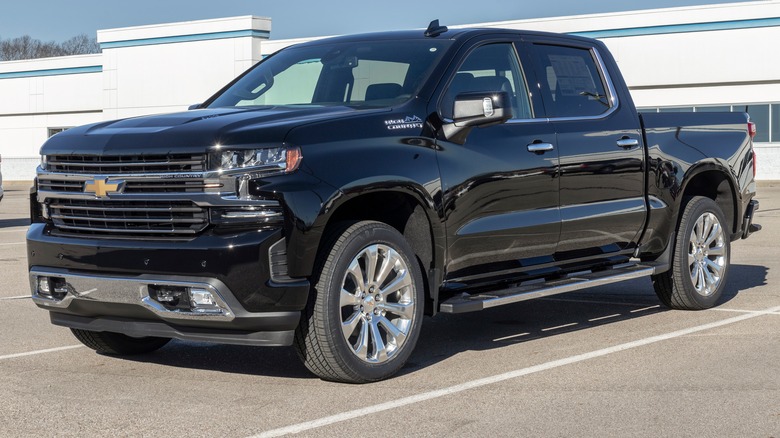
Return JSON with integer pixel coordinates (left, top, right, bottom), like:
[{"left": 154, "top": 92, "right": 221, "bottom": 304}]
[{"left": 434, "top": 41, "right": 560, "bottom": 287}]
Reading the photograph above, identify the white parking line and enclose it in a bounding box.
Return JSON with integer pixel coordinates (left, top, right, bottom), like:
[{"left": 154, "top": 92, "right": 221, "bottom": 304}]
[
  {"left": 710, "top": 308, "right": 780, "bottom": 316},
  {"left": 0, "top": 228, "right": 27, "bottom": 233},
  {"left": 0, "top": 242, "right": 25, "bottom": 246},
  {"left": 541, "top": 322, "right": 578, "bottom": 332},
  {"left": 588, "top": 313, "right": 621, "bottom": 322},
  {"left": 0, "top": 295, "right": 30, "bottom": 301},
  {"left": 493, "top": 332, "right": 530, "bottom": 342},
  {"left": 249, "top": 305, "right": 780, "bottom": 438},
  {"left": 0, "top": 345, "right": 83, "bottom": 361},
  {"left": 630, "top": 305, "right": 660, "bottom": 313}
]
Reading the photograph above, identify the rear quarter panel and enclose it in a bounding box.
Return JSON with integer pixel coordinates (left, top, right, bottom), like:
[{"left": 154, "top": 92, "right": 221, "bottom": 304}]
[{"left": 639, "top": 111, "right": 755, "bottom": 256}]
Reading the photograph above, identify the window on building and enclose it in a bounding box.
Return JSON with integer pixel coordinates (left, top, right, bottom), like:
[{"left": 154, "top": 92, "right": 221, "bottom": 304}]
[
  {"left": 638, "top": 104, "right": 779, "bottom": 143},
  {"left": 658, "top": 107, "right": 694, "bottom": 112},
  {"left": 694, "top": 106, "right": 731, "bottom": 112},
  {"left": 48, "top": 127, "right": 71, "bottom": 137},
  {"left": 746, "top": 105, "right": 770, "bottom": 143}
]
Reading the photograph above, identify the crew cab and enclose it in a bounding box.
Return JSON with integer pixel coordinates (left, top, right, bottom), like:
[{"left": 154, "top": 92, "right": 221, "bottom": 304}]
[{"left": 27, "top": 21, "right": 759, "bottom": 383}]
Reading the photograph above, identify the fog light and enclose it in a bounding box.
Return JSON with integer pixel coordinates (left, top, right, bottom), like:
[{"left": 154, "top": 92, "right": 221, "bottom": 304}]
[
  {"left": 37, "top": 277, "right": 52, "bottom": 295},
  {"left": 149, "top": 285, "right": 189, "bottom": 310},
  {"left": 189, "top": 288, "right": 222, "bottom": 313},
  {"left": 156, "top": 289, "right": 183, "bottom": 304},
  {"left": 37, "top": 276, "right": 68, "bottom": 300}
]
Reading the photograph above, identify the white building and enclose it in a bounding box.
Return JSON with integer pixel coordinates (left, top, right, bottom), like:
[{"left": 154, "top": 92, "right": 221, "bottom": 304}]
[{"left": 2, "top": 1, "right": 779, "bottom": 180}]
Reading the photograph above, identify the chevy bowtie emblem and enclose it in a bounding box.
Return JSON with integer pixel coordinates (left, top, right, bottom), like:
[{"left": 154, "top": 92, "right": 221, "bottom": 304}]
[{"left": 84, "top": 178, "right": 124, "bottom": 197}]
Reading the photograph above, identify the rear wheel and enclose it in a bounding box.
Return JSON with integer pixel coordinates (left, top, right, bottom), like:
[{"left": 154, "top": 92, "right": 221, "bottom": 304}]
[
  {"left": 652, "top": 196, "right": 731, "bottom": 309},
  {"left": 71, "top": 329, "right": 170, "bottom": 355},
  {"left": 295, "top": 221, "right": 424, "bottom": 383}
]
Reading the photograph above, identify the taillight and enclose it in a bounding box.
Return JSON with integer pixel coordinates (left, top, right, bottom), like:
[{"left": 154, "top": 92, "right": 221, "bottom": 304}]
[{"left": 748, "top": 121, "right": 757, "bottom": 139}]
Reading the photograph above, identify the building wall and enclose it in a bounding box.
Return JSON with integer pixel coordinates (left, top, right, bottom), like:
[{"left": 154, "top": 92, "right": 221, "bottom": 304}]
[
  {"left": 1, "top": 2, "right": 780, "bottom": 180},
  {"left": 0, "top": 16, "right": 270, "bottom": 180},
  {"left": 97, "top": 16, "right": 269, "bottom": 120},
  {"left": 0, "top": 55, "right": 103, "bottom": 180}
]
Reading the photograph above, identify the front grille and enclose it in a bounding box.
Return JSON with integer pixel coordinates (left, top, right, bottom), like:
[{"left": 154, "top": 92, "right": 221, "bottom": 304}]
[
  {"left": 46, "top": 154, "right": 206, "bottom": 174},
  {"left": 48, "top": 199, "right": 208, "bottom": 236},
  {"left": 38, "top": 178, "right": 212, "bottom": 193}
]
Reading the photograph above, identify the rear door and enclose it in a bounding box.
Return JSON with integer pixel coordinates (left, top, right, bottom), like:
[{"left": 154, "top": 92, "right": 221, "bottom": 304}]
[{"left": 524, "top": 38, "right": 646, "bottom": 259}]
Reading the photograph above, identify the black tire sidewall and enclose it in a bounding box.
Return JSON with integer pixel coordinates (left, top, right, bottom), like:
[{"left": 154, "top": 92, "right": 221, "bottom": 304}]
[
  {"left": 318, "top": 222, "right": 424, "bottom": 382},
  {"left": 674, "top": 197, "right": 731, "bottom": 308}
]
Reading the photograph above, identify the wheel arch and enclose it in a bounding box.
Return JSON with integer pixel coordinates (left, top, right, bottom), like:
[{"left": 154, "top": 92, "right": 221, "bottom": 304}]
[
  {"left": 678, "top": 161, "right": 740, "bottom": 237},
  {"left": 291, "top": 181, "right": 445, "bottom": 315}
]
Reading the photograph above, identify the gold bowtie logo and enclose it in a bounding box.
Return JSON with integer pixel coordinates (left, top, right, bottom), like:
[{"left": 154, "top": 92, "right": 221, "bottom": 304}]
[{"left": 84, "top": 178, "right": 124, "bottom": 197}]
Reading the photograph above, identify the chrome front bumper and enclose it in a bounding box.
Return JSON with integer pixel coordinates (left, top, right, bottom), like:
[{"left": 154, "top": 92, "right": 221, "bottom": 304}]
[
  {"left": 29, "top": 267, "right": 301, "bottom": 346},
  {"left": 30, "top": 268, "right": 236, "bottom": 322}
]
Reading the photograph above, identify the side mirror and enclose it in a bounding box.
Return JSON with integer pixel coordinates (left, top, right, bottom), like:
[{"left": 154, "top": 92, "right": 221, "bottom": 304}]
[
  {"left": 188, "top": 103, "right": 202, "bottom": 110},
  {"left": 442, "top": 91, "right": 513, "bottom": 144}
]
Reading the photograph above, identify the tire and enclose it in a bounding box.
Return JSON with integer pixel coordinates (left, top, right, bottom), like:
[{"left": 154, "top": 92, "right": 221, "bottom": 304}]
[
  {"left": 70, "top": 329, "right": 170, "bottom": 355},
  {"left": 651, "top": 196, "right": 731, "bottom": 310},
  {"left": 294, "top": 221, "right": 425, "bottom": 383}
]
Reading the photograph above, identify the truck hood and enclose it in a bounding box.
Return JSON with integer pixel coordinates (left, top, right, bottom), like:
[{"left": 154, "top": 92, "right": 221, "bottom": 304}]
[{"left": 41, "top": 106, "right": 387, "bottom": 156}]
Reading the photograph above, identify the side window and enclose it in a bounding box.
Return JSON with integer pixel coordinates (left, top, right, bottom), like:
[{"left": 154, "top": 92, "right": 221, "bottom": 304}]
[
  {"left": 533, "top": 44, "right": 612, "bottom": 118},
  {"left": 441, "top": 43, "right": 533, "bottom": 120}
]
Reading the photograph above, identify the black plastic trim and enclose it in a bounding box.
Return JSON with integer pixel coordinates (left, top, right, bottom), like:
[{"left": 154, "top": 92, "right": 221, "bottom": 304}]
[{"left": 51, "top": 312, "right": 296, "bottom": 347}]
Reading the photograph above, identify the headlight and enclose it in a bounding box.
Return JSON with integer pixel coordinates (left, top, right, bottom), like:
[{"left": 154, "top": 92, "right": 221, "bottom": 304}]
[
  {"left": 40, "top": 155, "right": 47, "bottom": 171},
  {"left": 217, "top": 146, "right": 302, "bottom": 173}
]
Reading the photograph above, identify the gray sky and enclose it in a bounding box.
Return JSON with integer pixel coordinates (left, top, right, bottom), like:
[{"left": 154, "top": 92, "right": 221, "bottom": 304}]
[{"left": 0, "top": 0, "right": 755, "bottom": 42}]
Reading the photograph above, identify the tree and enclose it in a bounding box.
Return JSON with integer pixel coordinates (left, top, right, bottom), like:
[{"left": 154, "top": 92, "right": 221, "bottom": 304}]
[{"left": 0, "top": 34, "right": 99, "bottom": 61}]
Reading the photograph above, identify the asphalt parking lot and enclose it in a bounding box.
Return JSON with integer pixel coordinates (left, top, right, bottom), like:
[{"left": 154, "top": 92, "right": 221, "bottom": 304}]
[{"left": 1, "top": 183, "right": 778, "bottom": 437}]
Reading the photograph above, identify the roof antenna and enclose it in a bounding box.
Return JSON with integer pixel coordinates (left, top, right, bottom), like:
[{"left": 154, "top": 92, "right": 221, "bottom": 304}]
[{"left": 425, "top": 19, "right": 448, "bottom": 37}]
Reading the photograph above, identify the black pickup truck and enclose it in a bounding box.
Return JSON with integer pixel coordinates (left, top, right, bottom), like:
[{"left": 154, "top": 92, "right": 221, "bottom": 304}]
[{"left": 27, "top": 22, "right": 759, "bottom": 383}]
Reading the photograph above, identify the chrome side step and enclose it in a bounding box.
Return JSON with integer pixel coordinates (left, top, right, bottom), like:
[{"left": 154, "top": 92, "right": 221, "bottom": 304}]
[{"left": 439, "top": 262, "right": 665, "bottom": 314}]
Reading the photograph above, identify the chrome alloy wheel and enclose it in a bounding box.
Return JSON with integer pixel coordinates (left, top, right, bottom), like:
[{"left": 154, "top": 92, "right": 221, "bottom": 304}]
[
  {"left": 339, "top": 244, "right": 416, "bottom": 363},
  {"left": 687, "top": 211, "right": 727, "bottom": 297}
]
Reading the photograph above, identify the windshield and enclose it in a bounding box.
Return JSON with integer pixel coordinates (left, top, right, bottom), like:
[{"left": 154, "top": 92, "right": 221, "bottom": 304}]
[{"left": 207, "top": 39, "right": 453, "bottom": 109}]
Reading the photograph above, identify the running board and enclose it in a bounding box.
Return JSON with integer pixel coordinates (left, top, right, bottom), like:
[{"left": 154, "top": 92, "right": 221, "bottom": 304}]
[{"left": 439, "top": 262, "right": 665, "bottom": 314}]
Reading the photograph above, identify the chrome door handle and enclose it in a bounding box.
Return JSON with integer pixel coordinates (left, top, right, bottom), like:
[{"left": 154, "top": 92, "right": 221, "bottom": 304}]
[
  {"left": 527, "top": 142, "right": 555, "bottom": 154},
  {"left": 617, "top": 138, "right": 640, "bottom": 149}
]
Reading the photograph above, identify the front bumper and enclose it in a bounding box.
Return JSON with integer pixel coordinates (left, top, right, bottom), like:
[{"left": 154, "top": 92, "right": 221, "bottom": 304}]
[
  {"left": 27, "top": 223, "right": 309, "bottom": 312},
  {"left": 29, "top": 267, "right": 303, "bottom": 346},
  {"left": 27, "top": 224, "right": 311, "bottom": 346}
]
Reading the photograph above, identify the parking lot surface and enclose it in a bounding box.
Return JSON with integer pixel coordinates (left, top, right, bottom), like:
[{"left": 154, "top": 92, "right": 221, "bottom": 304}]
[{"left": 1, "top": 183, "right": 778, "bottom": 437}]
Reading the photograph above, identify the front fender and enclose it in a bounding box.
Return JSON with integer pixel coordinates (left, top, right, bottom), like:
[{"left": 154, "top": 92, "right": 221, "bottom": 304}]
[{"left": 278, "top": 137, "right": 445, "bottom": 281}]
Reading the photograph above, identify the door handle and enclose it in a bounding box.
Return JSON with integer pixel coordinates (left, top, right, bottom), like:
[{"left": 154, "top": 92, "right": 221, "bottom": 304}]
[
  {"left": 617, "top": 138, "right": 640, "bottom": 149},
  {"left": 527, "top": 142, "right": 555, "bottom": 154}
]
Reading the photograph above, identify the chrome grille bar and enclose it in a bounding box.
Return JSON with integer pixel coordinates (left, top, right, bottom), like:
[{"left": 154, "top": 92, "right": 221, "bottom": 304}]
[
  {"left": 48, "top": 199, "right": 208, "bottom": 236},
  {"left": 47, "top": 154, "right": 206, "bottom": 174}
]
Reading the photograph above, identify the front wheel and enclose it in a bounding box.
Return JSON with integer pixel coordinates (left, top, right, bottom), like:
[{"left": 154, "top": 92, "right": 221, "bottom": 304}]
[
  {"left": 295, "top": 221, "right": 425, "bottom": 383},
  {"left": 651, "top": 196, "right": 731, "bottom": 309}
]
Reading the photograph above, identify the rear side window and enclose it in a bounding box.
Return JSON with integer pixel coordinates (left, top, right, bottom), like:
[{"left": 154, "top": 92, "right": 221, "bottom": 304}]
[{"left": 533, "top": 44, "right": 613, "bottom": 118}]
